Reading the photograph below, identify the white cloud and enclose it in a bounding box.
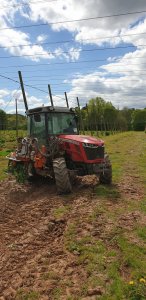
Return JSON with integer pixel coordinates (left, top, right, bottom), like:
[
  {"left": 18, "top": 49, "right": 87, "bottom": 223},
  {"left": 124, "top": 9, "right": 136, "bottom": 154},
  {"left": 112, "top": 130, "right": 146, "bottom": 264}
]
[
  {"left": 37, "top": 34, "right": 48, "bottom": 43},
  {"left": 0, "top": 1, "right": 55, "bottom": 61},
  {"left": 0, "top": 89, "right": 9, "bottom": 98},
  {"left": 11, "top": 89, "right": 46, "bottom": 108},
  {"left": 0, "top": 0, "right": 17, "bottom": 22},
  {"left": 54, "top": 46, "right": 81, "bottom": 61},
  {"left": 7, "top": 108, "right": 26, "bottom": 114},
  {"left": 0, "top": 99, "right": 5, "bottom": 106},
  {"left": 65, "top": 66, "right": 146, "bottom": 109},
  {"left": 68, "top": 47, "right": 81, "bottom": 61},
  {"left": 0, "top": 27, "right": 54, "bottom": 61},
  {"left": 50, "top": 95, "right": 68, "bottom": 107},
  {"left": 28, "top": 95, "right": 45, "bottom": 107},
  {"left": 101, "top": 47, "right": 146, "bottom": 76},
  {"left": 2, "top": 0, "right": 145, "bottom": 62},
  {"left": 54, "top": 47, "right": 68, "bottom": 60},
  {"left": 0, "top": 2, "right": 81, "bottom": 62},
  {"left": 22, "top": 0, "right": 146, "bottom": 46},
  {"left": 1, "top": 0, "right": 146, "bottom": 109}
]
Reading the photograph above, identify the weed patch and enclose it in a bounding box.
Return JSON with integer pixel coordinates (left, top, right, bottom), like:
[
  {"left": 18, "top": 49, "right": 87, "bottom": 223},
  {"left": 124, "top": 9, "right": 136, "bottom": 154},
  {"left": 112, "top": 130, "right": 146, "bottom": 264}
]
[
  {"left": 16, "top": 289, "right": 40, "bottom": 300},
  {"left": 96, "top": 184, "right": 121, "bottom": 201},
  {"left": 53, "top": 205, "right": 70, "bottom": 219},
  {"left": 137, "top": 226, "right": 146, "bottom": 242}
]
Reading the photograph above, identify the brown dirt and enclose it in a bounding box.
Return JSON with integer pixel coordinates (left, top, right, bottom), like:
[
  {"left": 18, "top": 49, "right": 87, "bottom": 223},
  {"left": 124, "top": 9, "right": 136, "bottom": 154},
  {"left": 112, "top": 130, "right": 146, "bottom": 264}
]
[{"left": 0, "top": 172, "right": 144, "bottom": 300}]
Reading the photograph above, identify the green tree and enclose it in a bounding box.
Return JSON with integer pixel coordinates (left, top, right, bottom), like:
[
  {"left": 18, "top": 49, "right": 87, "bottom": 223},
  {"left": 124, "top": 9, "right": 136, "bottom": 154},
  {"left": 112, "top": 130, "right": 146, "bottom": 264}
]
[
  {"left": 116, "top": 111, "right": 128, "bottom": 131},
  {"left": 80, "top": 97, "right": 131, "bottom": 132},
  {"left": 0, "top": 109, "right": 7, "bottom": 130},
  {"left": 132, "top": 109, "right": 146, "bottom": 131},
  {"left": 121, "top": 107, "right": 135, "bottom": 130},
  {"left": 87, "top": 97, "right": 106, "bottom": 131},
  {"left": 104, "top": 105, "right": 117, "bottom": 131}
]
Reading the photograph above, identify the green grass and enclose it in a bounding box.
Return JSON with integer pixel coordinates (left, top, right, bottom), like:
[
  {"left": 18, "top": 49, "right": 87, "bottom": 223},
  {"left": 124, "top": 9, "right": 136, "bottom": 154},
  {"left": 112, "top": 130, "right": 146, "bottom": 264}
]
[
  {"left": 137, "top": 227, "right": 146, "bottom": 242},
  {"left": 41, "top": 271, "right": 60, "bottom": 281},
  {"left": 100, "top": 132, "right": 146, "bottom": 298},
  {"left": 51, "top": 287, "right": 62, "bottom": 300},
  {"left": 0, "top": 158, "right": 8, "bottom": 180},
  {"left": 117, "top": 236, "right": 146, "bottom": 276},
  {"left": 63, "top": 132, "right": 146, "bottom": 299},
  {"left": 0, "top": 130, "right": 26, "bottom": 179},
  {"left": 0, "top": 149, "right": 12, "bottom": 156},
  {"left": 53, "top": 205, "right": 70, "bottom": 219},
  {"left": 16, "top": 289, "right": 40, "bottom": 300},
  {"left": 95, "top": 184, "right": 121, "bottom": 200}
]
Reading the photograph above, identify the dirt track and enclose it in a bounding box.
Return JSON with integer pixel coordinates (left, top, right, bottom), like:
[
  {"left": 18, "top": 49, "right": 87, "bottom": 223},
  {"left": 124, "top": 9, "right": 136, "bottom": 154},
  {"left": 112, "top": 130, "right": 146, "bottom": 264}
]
[{"left": 0, "top": 170, "right": 145, "bottom": 300}]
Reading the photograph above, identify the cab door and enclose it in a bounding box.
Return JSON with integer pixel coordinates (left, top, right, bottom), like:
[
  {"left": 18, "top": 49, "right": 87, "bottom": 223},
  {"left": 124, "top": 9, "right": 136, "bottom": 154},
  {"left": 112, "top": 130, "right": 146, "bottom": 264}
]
[{"left": 29, "top": 113, "right": 46, "bottom": 146}]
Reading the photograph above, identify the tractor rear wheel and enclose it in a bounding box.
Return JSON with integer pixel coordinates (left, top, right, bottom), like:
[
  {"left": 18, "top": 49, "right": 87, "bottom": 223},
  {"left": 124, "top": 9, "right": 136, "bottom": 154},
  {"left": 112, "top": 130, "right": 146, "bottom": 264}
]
[
  {"left": 99, "top": 154, "right": 112, "bottom": 184},
  {"left": 53, "top": 157, "right": 72, "bottom": 194}
]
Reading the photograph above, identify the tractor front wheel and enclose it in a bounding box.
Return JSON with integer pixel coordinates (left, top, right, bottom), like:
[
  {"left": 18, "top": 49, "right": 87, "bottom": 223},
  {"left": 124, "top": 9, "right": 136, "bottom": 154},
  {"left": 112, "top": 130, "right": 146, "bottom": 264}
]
[
  {"left": 99, "top": 154, "right": 112, "bottom": 184},
  {"left": 53, "top": 157, "right": 72, "bottom": 194}
]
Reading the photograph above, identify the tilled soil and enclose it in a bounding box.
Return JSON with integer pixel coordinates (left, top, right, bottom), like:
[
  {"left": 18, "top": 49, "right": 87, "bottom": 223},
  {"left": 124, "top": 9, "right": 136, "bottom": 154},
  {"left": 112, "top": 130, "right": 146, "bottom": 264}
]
[{"left": 0, "top": 173, "right": 145, "bottom": 300}]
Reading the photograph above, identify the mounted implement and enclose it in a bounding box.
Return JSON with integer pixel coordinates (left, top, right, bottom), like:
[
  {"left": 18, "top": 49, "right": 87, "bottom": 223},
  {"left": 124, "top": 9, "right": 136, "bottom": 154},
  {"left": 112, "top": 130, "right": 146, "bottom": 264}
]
[{"left": 8, "top": 71, "right": 112, "bottom": 194}]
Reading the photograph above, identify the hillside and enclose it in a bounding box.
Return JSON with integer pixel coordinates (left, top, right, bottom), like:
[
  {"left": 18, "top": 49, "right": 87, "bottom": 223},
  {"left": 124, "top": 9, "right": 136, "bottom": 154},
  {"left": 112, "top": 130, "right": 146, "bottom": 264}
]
[{"left": 7, "top": 114, "right": 27, "bottom": 130}]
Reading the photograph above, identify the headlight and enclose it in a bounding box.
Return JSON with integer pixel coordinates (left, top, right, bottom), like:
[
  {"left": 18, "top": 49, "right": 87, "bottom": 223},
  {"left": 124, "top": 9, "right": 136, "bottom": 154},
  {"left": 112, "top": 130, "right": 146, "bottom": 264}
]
[{"left": 83, "top": 143, "right": 100, "bottom": 148}]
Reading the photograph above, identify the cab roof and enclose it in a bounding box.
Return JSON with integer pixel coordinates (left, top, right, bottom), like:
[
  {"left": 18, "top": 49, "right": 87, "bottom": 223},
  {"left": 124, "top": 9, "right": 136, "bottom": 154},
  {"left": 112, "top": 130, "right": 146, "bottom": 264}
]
[{"left": 26, "top": 106, "right": 76, "bottom": 115}]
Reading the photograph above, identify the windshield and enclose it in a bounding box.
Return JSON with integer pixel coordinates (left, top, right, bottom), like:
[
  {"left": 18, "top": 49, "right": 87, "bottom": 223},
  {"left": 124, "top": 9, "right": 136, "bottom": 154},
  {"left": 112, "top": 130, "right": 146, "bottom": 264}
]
[{"left": 47, "top": 112, "right": 78, "bottom": 135}]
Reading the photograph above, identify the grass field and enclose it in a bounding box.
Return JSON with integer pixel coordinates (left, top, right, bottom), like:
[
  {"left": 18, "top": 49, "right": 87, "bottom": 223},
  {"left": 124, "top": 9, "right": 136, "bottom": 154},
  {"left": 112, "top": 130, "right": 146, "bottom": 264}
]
[
  {"left": 0, "top": 131, "right": 146, "bottom": 299},
  {"left": 0, "top": 130, "right": 26, "bottom": 180},
  {"left": 63, "top": 131, "right": 146, "bottom": 299}
]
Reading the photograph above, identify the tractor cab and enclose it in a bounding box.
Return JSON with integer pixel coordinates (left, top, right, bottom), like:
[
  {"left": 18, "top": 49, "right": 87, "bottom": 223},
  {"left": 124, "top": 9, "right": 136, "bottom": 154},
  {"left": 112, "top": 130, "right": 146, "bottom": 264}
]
[{"left": 27, "top": 106, "right": 78, "bottom": 145}]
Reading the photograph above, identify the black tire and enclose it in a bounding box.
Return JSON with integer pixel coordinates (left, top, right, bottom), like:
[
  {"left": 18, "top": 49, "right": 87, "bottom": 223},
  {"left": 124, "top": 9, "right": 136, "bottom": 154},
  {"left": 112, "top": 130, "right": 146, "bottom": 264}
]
[
  {"left": 53, "top": 157, "right": 72, "bottom": 194},
  {"left": 8, "top": 160, "right": 15, "bottom": 174},
  {"left": 99, "top": 154, "right": 112, "bottom": 184}
]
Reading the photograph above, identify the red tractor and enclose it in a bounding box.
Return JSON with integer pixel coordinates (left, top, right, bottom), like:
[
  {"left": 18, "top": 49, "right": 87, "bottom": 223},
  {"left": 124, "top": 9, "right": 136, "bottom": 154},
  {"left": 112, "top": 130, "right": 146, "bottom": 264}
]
[{"left": 8, "top": 73, "right": 112, "bottom": 194}]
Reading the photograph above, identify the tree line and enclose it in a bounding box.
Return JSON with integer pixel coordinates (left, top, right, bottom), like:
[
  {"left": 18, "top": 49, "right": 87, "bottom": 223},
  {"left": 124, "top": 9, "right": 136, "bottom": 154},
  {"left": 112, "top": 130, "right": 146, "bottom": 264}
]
[
  {"left": 0, "top": 97, "right": 146, "bottom": 132},
  {"left": 0, "top": 110, "right": 27, "bottom": 130},
  {"left": 77, "top": 97, "right": 146, "bottom": 132}
]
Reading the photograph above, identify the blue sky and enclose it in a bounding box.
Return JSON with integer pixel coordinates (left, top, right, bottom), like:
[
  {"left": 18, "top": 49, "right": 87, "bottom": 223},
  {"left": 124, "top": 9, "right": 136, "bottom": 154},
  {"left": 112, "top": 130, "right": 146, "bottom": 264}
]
[{"left": 1, "top": 0, "right": 146, "bottom": 114}]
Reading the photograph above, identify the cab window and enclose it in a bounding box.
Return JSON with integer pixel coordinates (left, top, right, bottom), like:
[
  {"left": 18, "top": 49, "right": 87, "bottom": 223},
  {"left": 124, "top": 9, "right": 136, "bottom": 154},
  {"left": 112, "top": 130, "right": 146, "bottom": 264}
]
[
  {"left": 48, "top": 113, "right": 78, "bottom": 135},
  {"left": 29, "top": 114, "right": 46, "bottom": 145}
]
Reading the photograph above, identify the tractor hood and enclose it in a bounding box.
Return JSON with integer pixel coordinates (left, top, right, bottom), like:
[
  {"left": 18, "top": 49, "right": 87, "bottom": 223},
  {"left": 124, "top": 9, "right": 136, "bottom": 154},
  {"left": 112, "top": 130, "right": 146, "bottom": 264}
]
[{"left": 59, "top": 134, "right": 104, "bottom": 146}]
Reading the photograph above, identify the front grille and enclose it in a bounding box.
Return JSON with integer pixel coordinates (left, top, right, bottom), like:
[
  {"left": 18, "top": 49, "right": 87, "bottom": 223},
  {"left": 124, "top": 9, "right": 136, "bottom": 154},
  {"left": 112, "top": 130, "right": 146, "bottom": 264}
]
[{"left": 84, "top": 145, "right": 104, "bottom": 160}]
